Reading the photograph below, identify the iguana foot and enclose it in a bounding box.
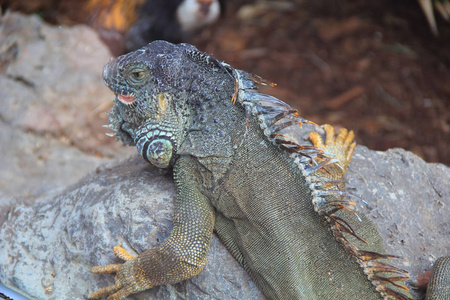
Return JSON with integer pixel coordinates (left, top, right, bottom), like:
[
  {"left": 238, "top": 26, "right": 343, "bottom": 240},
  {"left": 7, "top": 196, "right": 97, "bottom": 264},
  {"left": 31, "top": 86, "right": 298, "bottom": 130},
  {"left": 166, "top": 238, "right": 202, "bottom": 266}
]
[
  {"left": 309, "top": 124, "right": 356, "bottom": 172},
  {"left": 308, "top": 124, "right": 357, "bottom": 213},
  {"left": 88, "top": 246, "right": 146, "bottom": 300}
]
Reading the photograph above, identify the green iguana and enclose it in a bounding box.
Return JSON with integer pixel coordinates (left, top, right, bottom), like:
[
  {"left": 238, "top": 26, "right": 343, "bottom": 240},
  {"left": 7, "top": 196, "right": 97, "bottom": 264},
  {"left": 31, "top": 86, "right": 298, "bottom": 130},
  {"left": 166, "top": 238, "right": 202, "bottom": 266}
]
[{"left": 88, "top": 41, "right": 449, "bottom": 300}]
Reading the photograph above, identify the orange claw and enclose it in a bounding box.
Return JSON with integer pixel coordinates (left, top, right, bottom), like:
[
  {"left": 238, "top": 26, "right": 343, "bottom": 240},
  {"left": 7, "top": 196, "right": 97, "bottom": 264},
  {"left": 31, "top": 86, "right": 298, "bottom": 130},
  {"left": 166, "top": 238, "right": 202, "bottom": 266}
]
[
  {"left": 114, "top": 246, "right": 135, "bottom": 261},
  {"left": 324, "top": 124, "right": 336, "bottom": 146},
  {"left": 92, "top": 264, "right": 121, "bottom": 275},
  {"left": 88, "top": 283, "right": 122, "bottom": 299},
  {"left": 88, "top": 246, "right": 137, "bottom": 299},
  {"left": 309, "top": 132, "right": 325, "bottom": 148},
  {"left": 343, "top": 130, "right": 355, "bottom": 148}
]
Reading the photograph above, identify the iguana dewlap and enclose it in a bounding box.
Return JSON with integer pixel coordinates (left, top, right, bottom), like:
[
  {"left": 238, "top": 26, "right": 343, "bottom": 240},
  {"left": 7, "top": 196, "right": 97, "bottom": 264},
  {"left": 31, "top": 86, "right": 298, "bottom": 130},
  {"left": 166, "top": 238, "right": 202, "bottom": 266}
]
[{"left": 88, "top": 41, "right": 449, "bottom": 300}]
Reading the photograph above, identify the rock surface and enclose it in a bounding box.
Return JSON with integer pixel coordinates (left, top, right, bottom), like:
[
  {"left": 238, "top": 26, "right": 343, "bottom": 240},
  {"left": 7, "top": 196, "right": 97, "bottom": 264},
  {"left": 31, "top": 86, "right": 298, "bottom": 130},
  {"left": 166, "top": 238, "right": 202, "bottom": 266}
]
[
  {"left": 348, "top": 146, "right": 449, "bottom": 300},
  {"left": 0, "top": 12, "right": 448, "bottom": 300},
  {"left": 0, "top": 12, "right": 133, "bottom": 204},
  {"left": 0, "top": 155, "right": 263, "bottom": 300}
]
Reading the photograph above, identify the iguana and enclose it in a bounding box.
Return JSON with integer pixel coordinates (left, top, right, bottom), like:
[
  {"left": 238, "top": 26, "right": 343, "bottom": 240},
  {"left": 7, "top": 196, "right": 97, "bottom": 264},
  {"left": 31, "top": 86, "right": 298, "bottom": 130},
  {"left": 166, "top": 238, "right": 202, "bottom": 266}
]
[{"left": 88, "top": 41, "right": 449, "bottom": 300}]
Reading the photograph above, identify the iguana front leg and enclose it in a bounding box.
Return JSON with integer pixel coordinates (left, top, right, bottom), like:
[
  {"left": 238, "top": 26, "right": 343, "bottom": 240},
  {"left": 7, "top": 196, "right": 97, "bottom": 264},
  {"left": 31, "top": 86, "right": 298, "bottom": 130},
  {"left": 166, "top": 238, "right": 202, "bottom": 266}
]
[{"left": 88, "top": 156, "right": 215, "bottom": 299}]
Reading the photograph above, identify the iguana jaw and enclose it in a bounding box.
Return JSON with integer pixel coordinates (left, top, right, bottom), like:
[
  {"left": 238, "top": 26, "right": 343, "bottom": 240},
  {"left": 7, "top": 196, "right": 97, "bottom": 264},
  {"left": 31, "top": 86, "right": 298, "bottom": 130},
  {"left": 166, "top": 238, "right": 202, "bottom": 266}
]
[
  {"left": 117, "top": 94, "right": 137, "bottom": 105},
  {"left": 106, "top": 104, "right": 135, "bottom": 146},
  {"left": 107, "top": 104, "right": 178, "bottom": 168}
]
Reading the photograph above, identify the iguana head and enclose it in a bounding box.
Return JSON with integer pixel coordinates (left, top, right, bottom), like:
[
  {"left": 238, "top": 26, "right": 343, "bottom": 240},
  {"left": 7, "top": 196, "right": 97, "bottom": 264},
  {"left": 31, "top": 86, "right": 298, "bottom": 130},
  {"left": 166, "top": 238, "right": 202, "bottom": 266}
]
[{"left": 103, "top": 41, "right": 199, "bottom": 168}]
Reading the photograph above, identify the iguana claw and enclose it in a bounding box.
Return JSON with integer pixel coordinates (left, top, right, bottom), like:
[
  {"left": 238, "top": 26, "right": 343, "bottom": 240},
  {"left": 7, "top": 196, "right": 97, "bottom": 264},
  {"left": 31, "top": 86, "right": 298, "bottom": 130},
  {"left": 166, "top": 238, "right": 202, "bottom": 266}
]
[{"left": 88, "top": 246, "right": 139, "bottom": 300}]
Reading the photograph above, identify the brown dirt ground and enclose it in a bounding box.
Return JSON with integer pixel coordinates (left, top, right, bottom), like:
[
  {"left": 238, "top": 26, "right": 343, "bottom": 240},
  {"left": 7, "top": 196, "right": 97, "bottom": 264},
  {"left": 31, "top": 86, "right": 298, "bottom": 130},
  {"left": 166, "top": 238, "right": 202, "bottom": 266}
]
[
  {"left": 193, "top": 0, "right": 450, "bottom": 165},
  {"left": 3, "top": 0, "right": 449, "bottom": 164}
]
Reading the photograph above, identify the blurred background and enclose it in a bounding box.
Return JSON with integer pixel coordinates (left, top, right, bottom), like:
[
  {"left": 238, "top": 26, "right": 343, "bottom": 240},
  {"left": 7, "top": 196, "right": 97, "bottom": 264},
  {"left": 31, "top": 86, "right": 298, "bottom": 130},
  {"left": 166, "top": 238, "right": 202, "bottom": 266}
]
[{"left": 1, "top": 0, "right": 449, "bottom": 164}]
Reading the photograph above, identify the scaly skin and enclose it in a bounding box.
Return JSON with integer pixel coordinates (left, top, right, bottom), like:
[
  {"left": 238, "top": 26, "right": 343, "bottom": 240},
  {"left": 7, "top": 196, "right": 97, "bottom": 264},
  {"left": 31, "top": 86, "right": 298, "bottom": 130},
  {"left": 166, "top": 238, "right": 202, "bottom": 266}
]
[
  {"left": 425, "top": 257, "right": 450, "bottom": 300},
  {"left": 89, "top": 41, "right": 448, "bottom": 300}
]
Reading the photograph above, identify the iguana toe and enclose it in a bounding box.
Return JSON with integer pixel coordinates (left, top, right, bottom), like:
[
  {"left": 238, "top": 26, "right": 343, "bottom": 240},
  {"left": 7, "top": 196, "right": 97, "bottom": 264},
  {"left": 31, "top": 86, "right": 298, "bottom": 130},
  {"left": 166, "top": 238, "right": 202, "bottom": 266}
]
[{"left": 88, "top": 246, "right": 138, "bottom": 300}]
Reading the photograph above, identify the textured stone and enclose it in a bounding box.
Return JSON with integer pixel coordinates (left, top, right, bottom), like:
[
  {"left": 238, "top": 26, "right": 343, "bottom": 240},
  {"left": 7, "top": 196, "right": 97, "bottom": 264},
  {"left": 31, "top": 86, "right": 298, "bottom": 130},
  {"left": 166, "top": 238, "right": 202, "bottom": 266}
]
[
  {"left": 0, "top": 155, "right": 263, "bottom": 299},
  {"left": 0, "top": 12, "right": 134, "bottom": 201},
  {"left": 348, "top": 146, "right": 450, "bottom": 299}
]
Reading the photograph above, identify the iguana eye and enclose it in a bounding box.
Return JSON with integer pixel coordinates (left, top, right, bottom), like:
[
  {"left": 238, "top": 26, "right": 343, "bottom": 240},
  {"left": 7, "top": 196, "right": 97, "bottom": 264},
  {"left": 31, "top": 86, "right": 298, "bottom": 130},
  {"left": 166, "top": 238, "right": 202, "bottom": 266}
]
[
  {"left": 131, "top": 71, "right": 145, "bottom": 79},
  {"left": 125, "top": 66, "right": 149, "bottom": 84}
]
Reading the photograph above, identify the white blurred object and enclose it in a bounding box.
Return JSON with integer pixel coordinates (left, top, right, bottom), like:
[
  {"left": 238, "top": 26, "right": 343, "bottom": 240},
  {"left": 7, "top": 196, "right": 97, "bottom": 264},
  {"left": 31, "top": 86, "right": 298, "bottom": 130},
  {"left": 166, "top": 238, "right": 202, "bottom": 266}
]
[
  {"left": 418, "top": 0, "right": 450, "bottom": 35},
  {"left": 0, "top": 283, "right": 31, "bottom": 300},
  {"left": 176, "top": 0, "right": 221, "bottom": 32}
]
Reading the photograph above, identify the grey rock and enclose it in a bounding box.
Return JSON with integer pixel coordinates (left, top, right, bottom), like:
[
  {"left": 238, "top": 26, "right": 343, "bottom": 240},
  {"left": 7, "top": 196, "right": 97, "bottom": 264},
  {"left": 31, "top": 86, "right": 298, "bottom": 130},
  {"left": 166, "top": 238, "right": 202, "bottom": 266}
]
[
  {"left": 0, "top": 12, "right": 133, "bottom": 202},
  {"left": 0, "top": 155, "right": 263, "bottom": 300},
  {"left": 348, "top": 146, "right": 450, "bottom": 299}
]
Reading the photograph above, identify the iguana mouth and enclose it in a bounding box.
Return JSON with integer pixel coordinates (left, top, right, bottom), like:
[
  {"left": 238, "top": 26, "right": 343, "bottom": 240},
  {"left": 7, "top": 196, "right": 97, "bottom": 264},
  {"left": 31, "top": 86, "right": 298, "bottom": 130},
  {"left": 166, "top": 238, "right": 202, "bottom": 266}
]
[{"left": 117, "top": 94, "right": 137, "bottom": 105}]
